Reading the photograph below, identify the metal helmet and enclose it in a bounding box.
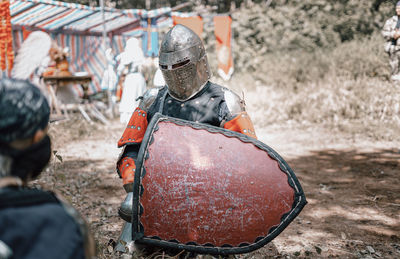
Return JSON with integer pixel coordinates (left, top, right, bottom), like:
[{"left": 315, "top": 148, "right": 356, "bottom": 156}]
[{"left": 159, "top": 24, "right": 211, "bottom": 101}]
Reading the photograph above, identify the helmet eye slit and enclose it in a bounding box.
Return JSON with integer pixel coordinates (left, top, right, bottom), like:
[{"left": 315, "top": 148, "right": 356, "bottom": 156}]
[
  {"left": 160, "top": 60, "right": 190, "bottom": 70},
  {"left": 172, "top": 59, "right": 190, "bottom": 69}
]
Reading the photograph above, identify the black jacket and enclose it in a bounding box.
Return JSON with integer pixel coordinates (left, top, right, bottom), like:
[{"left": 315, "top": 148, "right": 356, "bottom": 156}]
[{"left": 0, "top": 186, "right": 85, "bottom": 259}]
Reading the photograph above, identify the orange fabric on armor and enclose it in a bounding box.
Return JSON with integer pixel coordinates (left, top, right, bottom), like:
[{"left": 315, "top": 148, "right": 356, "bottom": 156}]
[
  {"left": 224, "top": 112, "right": 257, "bottom": 139},
  {"left": 118, "top": 107, "right": 148, "bottom": 147},
  {"left": 118, "top": 157, "right": 136, "bottom": 185}
]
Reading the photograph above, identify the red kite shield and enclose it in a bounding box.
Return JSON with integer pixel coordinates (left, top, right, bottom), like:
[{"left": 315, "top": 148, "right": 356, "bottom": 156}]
[{"left": 132, "top": 113, "right": 306, "bottom": 255}]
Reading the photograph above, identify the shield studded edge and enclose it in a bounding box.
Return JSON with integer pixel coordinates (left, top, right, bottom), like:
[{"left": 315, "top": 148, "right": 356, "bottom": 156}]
[{"left": 131, "top": 113, "right": 307, "bottom": 255}]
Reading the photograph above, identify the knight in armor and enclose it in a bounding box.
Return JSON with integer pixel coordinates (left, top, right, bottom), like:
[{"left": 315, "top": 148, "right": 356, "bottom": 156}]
[
  {"left": 115, "top": 24, "right": 257, "bottom": 253},
  {"left": 0, "top": 78, "right": 95, "bottom": 259},
  {"left": 382, "top": 1, "right": 400, "bottom": 81}
]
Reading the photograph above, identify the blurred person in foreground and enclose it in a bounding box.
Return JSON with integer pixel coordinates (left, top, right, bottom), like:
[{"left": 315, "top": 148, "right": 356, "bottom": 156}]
[
  {"left": 382, "top": 1, "right": 400, "bottom": 81},
  {"left": 114, "top": 24, "right": 257, "bottom": 254},
  {"left": 0, "top": 78, "right": 95, "bottom": 259}
]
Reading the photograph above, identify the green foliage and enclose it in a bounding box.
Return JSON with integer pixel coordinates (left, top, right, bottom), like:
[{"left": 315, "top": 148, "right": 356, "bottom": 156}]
[
  {"left": 229, "top": 1, "right": 397, "bottom": 75},
  {"left": 230, "top": 33, "right": 400, "bottom": 130}
]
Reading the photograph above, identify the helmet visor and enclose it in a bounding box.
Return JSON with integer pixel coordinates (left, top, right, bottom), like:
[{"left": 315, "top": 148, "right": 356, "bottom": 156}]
[{"left": 161, "top": 59, "right": 198, "bottom": 101}]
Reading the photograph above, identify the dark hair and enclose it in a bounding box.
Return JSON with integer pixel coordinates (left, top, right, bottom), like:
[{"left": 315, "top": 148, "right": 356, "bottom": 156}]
[{"left": 0, "top": 78, "right": 50, "bottom": 143}]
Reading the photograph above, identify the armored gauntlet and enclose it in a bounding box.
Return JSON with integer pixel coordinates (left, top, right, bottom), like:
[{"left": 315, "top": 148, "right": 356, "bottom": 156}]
[{"left": 117, "top": 157, "right": 136, "bottom": 222}]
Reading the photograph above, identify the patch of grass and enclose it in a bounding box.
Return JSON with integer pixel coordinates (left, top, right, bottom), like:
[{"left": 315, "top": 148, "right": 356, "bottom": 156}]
[{"left": 225, "top": 34, "right": 400, "bottom": 140}]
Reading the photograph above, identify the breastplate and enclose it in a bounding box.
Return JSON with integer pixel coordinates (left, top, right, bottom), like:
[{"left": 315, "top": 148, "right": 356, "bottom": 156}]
[{"left": 148, "top": 83, "right": 224, "bottom": 127}]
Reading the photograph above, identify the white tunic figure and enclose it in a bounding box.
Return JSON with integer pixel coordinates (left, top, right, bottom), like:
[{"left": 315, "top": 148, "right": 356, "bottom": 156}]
[
  {"left": 117, "top": 38, "right": 147, "bottom": 124},
  {"left": 101, "top": 48, "right": 118, "bottom": 92},
  {"left": 11, "top": 31, "right": 52, "bottom": 96}
]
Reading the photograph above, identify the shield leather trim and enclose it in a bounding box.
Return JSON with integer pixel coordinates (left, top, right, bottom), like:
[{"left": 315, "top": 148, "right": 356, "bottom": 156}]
[{"left": 131, "top": 113, "right": 307, "bottom": 255}]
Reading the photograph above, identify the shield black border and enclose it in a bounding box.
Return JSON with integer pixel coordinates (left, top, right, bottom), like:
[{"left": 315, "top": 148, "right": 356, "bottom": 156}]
[{"left": 131, "top": 112, "right": 307, "bottom": 255}]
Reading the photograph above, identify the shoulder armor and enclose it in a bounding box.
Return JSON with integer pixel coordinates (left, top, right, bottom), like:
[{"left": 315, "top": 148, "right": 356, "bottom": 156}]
[
  {"left": 138, "top": 87, "right": 161, "bottom": 111},
  {"left": 222, "top": 87, "right": 245, "bottom": 115}
]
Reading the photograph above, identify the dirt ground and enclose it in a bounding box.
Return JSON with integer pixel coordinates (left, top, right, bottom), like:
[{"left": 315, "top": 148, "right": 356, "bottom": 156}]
[{"left": 35, "top": 102, "right": 400, "bottom": 258}]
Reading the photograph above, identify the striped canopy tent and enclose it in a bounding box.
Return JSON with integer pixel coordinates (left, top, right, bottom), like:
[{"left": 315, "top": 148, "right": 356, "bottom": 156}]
[{"left": 10, "top": 0, "right": 194, "bottom": 94}]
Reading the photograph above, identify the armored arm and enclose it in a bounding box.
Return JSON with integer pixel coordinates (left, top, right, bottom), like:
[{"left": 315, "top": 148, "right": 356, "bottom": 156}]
[
  {"left": 117, "top": 146, "right": 139, "bottom": 192},
  {"left": 220, "top": 88, "right": 257, "bottom": 139},
  {"left": 116, "top": 87, "right": 160, "bottom": 191}
]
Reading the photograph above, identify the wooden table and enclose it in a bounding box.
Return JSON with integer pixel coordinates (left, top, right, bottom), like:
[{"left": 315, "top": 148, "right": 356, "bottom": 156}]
[
  {"left": 43, "top": 75, "right": 92, "bottom": 120},
  {"left": 43, "top": 75, "right": 109, "bottom": 124}
]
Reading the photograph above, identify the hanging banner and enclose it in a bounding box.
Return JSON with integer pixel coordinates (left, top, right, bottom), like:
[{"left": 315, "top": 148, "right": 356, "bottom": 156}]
[
  {"left": 141, "top": 18, "right": 159, "bottom": 57},
  {"left": 172, "top": 16, "right": 203, "bottom": 38},
  {"left": 214, "top": 15, "right": 234, "bottom": 81},
  {"left": 0, "top": 0, "right": 14, "bottom": 73}
]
